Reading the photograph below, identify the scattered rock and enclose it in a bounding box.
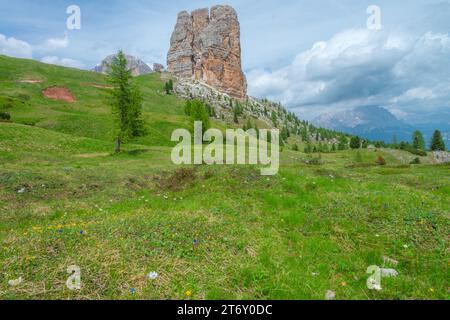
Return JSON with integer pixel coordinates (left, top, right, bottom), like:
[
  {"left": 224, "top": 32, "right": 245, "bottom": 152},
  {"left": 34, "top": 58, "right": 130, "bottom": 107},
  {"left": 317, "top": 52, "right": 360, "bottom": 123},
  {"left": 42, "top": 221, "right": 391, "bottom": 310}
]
[
  {"left": 381, "top": 268, "right": 399, "bottom": 277},
  {"left": 8, "top": 277, "right": 23, "bottom": 287},
  {"left": 433, "top": 151, "right": 450, "bottom": 164},
  {"left": 152, "top": 63, "right": 164, "bottom": 72},
  {"left": 325, "top": 290, "right": 336, "bottom": 300},
  {"left": 148, "top": 272, "right": 158, "bottom": 280},
  {"left": 17, "top": 187, "right": 26, "bottom": 194}
]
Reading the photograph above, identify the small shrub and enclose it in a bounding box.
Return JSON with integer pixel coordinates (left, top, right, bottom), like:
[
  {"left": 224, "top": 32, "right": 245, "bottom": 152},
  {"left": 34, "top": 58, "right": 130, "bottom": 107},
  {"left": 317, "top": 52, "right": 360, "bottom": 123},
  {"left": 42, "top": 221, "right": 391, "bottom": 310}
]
[
  {"left": 0, "top": 111, "right": 11, "bottom": 121},
  {"left": 403, "top": 146, "right": 427, "bottom": 156},
  {"left": 17, "top": 93, "right": 31, "bottom": 101},
  {"left": 156, "top": 167, "right": 196, "bottom": 191},
  {"left": 306, "top": 157, "right": 323, "bottom": 165},
  {"left": 410, "top": 157, "right": 421, "bottom": 165},
  {"left": 375, "top": 155, "right": 386, "bottom": 166}
]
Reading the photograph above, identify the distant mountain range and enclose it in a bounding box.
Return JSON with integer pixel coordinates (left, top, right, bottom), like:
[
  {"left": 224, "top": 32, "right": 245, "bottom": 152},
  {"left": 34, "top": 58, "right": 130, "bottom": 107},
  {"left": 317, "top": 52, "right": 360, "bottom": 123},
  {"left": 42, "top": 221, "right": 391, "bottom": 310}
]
[
  {"left": 92, "top": 54, "right": 164, "bottom": 76},
  {"left": 314, "top": 106, "right": 449, "bottom": 146}
]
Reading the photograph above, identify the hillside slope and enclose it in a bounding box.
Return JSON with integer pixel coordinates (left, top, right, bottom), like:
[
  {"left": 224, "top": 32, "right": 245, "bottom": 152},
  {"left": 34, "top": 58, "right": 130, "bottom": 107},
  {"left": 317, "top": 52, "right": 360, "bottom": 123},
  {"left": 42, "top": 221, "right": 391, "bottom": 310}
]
[
  {"left": 0, "top": 55, "right": 190, "bottom": 147},
  {"left": 0, "top": 55, "right": 448, "bottom": 300}
]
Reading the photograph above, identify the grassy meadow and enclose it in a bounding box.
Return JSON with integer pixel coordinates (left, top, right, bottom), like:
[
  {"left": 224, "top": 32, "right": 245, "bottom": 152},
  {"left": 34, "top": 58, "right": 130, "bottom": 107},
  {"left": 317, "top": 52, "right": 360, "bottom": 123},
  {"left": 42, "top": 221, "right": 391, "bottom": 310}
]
[{"left": 0, "top": 55, "right": 448, "bottom": 300}]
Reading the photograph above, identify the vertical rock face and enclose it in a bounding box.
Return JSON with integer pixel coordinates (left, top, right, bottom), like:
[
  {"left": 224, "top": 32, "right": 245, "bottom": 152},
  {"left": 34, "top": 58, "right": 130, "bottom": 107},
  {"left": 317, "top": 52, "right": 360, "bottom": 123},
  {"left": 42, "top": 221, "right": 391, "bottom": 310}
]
[{"left": 167, "top": 5, "right": 247, "bottom": 100}]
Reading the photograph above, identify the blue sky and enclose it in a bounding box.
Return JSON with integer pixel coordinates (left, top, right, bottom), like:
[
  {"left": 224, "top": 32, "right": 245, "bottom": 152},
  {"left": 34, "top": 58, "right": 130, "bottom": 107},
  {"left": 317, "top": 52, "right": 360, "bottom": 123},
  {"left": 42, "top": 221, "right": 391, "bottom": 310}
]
[{"left": 1, "top": 0, "right": 449, "bottom": 125}]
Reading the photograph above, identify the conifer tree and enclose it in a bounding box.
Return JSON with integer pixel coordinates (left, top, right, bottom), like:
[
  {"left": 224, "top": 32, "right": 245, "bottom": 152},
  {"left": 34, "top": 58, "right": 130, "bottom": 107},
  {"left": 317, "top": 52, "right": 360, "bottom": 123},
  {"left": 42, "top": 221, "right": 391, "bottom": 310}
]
[
  {"left": 108, "top": 50, "right": 145, "bottom": 153},
  {"left": 430, "top": 130, "right": 446, "bottom": 151},
  {"left": 412, "top": 130, "right": 425, "bottom": 150}
]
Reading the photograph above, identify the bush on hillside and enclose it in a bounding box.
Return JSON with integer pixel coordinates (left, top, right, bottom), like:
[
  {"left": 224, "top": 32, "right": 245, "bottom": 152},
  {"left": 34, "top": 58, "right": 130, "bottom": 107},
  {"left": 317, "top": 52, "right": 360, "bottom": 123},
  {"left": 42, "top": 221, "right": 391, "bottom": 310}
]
[
  {"left": 350, "top": 136, "right": 361, "bottom": 149},
  {"left": 410, "top": 157, "right": 421, "bottom": 164},
  {"left": 375, "top": 155, "right": 387, "bottom": 166},
  {"left": 0, "top": 111, "right": 11, "bottom": 121},
  {"left": 401, "top": 145, "right": 427, "bottom": 156}
]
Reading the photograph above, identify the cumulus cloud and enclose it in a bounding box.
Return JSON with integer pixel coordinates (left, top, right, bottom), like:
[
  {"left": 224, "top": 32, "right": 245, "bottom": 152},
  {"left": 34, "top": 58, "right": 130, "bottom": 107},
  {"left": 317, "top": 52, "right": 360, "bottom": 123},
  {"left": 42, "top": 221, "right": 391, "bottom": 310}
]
[
  {"left": 41, "top": 56, "right": 84, "bottom": 69},
  {"left": 247, "top": 29, "right": 450, "bottom": 122},
  {"left": 0, "top": 32, "right": 85, "bottom": 70},
  {"left": 0, "top": 33, "right": 33, "bottom": 58},
  {"left": 43, "top": 33, "right": 69, "bottom": 50}
]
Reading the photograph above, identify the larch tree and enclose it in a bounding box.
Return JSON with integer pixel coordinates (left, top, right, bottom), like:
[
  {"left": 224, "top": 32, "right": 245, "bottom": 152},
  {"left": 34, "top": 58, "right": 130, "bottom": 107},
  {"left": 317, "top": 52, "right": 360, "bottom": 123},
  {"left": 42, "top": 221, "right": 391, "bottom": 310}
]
[{"left": 108, "top": 50, "right": 145, "bottom": 153}]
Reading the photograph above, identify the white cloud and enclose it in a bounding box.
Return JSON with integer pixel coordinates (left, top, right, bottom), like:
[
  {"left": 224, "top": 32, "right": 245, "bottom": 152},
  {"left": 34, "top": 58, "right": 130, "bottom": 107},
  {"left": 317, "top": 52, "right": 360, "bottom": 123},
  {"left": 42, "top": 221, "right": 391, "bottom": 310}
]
[
  {"left": 247, "top": 29, "right": 450, "bottom": 121},
  {"left": 43, "top": 33, "right": 69, "bottom": 50},
  {"left": 391, "top": 87, "right": 435, "bottom": 103},
  {"left": 0, "top": 32, "right": 84, "bottom": 69},
  {"left": 0, "top": 33, "right": 33, "bottom": 58},
  {"left": 41, "top": 56, "right": 84, "bottom": 69}
]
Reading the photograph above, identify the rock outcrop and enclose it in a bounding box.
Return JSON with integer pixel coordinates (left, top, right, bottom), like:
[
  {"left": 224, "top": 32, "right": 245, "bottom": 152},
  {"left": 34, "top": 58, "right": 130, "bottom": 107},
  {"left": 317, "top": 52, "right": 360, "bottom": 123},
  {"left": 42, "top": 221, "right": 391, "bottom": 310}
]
[
  {"left": 93, "top": 54, "right": 154, "bottom": 76},
  {"left": 167, "top": 5, "right": 247, "bottom": 100}
]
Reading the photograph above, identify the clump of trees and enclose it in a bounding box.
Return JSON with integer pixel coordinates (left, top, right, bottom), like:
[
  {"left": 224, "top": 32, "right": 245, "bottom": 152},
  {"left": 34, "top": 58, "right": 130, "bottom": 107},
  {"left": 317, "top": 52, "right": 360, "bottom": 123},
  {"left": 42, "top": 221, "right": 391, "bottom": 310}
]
[
  {"left": 108, "top": 50, "right": 145, "bottom": 153},
  {"left": 388, "top": 129, "right": 446, "bottom": 153},
  {"left": 184, "top": 99, "right": 211, "bottom": 135},
  {"left": 350, "top": 136, "right": 361, "bottom": 149}
]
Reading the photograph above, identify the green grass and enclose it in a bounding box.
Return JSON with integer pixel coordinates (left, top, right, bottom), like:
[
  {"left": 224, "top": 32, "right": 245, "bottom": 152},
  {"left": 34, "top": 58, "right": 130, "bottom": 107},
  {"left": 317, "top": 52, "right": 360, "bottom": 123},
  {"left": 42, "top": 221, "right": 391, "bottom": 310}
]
[
  {"left": 0, "top": 56, "right": 449, "bottom": 300},
  {"left": 0, "top": 54, "right": 189, "bottom": 147}
]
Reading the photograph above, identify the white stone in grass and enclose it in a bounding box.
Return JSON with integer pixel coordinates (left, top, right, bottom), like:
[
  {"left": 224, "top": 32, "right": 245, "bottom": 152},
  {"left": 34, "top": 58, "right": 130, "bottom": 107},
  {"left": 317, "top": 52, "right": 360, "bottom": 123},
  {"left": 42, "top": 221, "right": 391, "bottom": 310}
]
[
  {"left": 8, "top": 277, "right": 23, "bottom": 287},
  {"left": 17, "top": 188, "right": 26, "bottom": 194},
  {"left": 325, "top": 290, "right": 336, "bottom": 300},
  {"left": 381, "top": 268, "right": 399, "bottom": 277},
  {"left": 148, "top": 272, "right": 158, "bottom": 280}
]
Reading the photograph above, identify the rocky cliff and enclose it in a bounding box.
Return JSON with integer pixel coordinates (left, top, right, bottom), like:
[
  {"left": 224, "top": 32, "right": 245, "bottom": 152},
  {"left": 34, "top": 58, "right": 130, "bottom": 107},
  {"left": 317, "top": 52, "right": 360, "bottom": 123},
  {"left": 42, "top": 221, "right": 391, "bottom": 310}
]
[
  {"left": 93, "top": 54, "right": 159, "bottom": 76},
  {"left": 167, "top": 5, "right": 247, "bottom": 100}
]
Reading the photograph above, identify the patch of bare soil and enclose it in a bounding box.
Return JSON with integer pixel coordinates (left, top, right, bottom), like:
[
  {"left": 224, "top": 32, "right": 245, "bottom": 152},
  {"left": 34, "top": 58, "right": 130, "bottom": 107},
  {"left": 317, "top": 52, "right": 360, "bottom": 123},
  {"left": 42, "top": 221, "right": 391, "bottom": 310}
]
[
  {"left": 75, "top": 153, "right": 110, "bottom": 159},
  {"left": 42, "top": 86, "right": 76, "bottom": 102},
  {"left": 155, "top": 168, "right": 197, "bottom": 191},
  {"left": 18, "top": 79, "right": 42, "bottom": 84},
  {"left": 88, "top": 83, "right": 115, "bottom": 89}
]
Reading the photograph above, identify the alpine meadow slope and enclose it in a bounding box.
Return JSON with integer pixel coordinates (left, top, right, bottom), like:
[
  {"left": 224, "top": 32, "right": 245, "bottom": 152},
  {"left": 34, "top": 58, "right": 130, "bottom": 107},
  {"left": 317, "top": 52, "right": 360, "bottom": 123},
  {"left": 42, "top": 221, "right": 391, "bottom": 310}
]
[{"left": 0, "top": 54, "right": 449, "bottom": 300}]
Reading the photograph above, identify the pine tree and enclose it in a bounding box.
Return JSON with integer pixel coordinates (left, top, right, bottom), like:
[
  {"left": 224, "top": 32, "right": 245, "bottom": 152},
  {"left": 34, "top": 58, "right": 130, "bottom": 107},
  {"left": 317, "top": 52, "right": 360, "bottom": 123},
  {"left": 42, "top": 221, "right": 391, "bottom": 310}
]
[
  {"left": 392, "top": 134, "right": 398, "bottom": 148},
  {"left": 108, "top": 50, "right": 145, "bottom": 153},
  {"left": 190, "top": 99, "right": 210, "bottom": 135},
  {"left": 338, "top": 136, "right": 348, "bottom": 150},
  {"left": 164, "top": 79, "right": 174, "bottom": 94},
  {"left": 271, "top": 111, "right": 277, "bottom": 126},
  {"left": 243, "top": 118, "right": 252, "bottom": 131},
  {"left": 350, "top": 136, "right": 361, "bottom": 149},
  {"left": 184, "top": 100, "right": 192, "bottom": 116},
  {"left": 412, "top": 130, "right": 425, "bottom": 150},
  {"left": 430, "top": 130, "right": 446, "bottom": 151}
]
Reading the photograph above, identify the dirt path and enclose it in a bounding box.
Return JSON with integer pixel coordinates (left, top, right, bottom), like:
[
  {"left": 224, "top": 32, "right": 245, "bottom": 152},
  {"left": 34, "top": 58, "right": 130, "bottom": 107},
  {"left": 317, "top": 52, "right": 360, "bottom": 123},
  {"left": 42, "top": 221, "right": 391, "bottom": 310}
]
[{"left": 18, "top": 79, "right": 43, "bottom": 84}]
